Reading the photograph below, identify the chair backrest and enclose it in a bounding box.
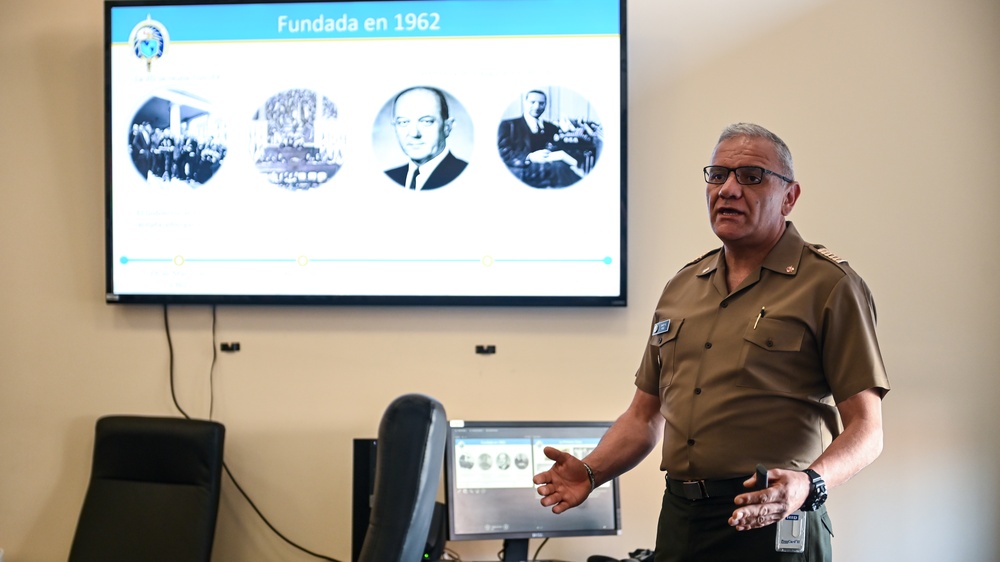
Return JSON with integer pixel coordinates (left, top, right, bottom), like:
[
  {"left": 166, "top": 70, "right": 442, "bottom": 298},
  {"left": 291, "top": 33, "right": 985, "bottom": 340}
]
[
  {"left": 68, "top": 415, "right": 226, "bottom": 562},
  {"left": 358, "top": 394, "right": 447, "bottom": 562}
]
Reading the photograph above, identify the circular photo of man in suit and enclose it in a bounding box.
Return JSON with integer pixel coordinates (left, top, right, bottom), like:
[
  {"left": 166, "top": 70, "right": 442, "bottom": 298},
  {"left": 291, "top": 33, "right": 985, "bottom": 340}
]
[
  {"left": 373, "top": 86, "right": 472, "bottom": 191},
  {"left": 497, "top": 86, "right": 603, "bottom": 189}
]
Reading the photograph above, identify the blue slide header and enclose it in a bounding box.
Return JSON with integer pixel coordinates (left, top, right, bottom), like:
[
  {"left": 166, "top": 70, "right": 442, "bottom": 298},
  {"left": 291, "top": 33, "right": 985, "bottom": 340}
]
[{"left": 109, "top": 0, "right": 621, "bottom": 43}]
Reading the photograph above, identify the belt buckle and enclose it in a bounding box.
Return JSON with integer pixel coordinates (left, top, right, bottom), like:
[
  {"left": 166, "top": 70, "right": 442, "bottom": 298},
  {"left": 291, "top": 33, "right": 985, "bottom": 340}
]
[{"left": 679, "top": 479, "right": 709, "bottom": 500}]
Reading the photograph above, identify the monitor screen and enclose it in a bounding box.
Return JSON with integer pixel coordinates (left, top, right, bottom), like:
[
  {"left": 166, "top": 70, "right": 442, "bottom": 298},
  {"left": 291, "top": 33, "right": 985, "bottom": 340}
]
[
  {"left": 444, "top": 420, "right": 621, "bottom": 561},
  {"left": 104, "top": 0, "right": 627, "bottom": 306}
]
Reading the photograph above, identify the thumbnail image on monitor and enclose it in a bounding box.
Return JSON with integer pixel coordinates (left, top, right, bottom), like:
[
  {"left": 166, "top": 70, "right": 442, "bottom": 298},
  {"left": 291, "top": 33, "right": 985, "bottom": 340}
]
[
  {"left": 104, "top": 0, "right": 627, "bottom": 306},
  {"left": 444, "top": 420, "right": 621, "bottom": 561}
]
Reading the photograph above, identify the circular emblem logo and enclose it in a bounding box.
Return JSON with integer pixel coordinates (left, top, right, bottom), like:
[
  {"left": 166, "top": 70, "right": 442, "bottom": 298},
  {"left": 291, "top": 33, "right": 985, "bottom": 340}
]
[{"left": 129, "top": 16, "right": 169, "bottom": 72}]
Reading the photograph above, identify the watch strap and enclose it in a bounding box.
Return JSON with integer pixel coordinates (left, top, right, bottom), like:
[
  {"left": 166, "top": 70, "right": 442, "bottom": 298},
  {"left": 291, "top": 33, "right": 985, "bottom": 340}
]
[{"left": 800, "top": 468, "right": 828, "bottom": 511}]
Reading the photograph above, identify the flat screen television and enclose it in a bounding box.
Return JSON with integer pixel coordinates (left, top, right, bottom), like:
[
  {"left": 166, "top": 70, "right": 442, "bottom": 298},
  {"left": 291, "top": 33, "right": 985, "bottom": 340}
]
[
  {"left": 444, "top": 420, "right": 621, "bottom": 561},
  {"left": 104, "top": 0, "right": 627, "bottom": 305}
]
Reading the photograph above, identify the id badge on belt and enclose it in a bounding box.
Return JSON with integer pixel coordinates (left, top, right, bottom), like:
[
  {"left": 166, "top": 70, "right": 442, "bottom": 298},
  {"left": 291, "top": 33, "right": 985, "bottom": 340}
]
[{"left": 775, "top": 510, "right": 806, "bottom": 552}]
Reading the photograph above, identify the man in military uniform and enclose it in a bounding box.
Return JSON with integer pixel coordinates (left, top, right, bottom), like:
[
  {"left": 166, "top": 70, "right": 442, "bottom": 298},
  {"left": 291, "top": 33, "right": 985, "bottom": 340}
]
[{"left": 533, "top": 123, "right": 890, "bottom": 561}]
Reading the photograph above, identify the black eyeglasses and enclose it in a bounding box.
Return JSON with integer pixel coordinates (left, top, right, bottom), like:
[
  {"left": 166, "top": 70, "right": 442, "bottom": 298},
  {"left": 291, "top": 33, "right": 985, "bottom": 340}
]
[{"left": 703, "top": 165, "right": 793, "bottom": 185}]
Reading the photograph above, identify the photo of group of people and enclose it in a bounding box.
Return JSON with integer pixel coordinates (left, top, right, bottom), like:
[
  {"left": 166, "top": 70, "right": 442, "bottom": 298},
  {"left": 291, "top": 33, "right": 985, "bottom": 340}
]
[
  {"left": 250, "top": 88, "right": 346, "bottom": 191},
  {"left": 126, "top": 85, "right": 603, "bottom": 192},
  {"left": 126, "top": 92, "right": 228, "bottom": 186}
]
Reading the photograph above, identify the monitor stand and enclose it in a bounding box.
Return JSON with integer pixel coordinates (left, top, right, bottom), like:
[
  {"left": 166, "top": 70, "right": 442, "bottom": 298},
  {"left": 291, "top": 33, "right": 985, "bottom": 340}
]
[{"left": 502, "top": 538, "right": 529, "bottom": 562}]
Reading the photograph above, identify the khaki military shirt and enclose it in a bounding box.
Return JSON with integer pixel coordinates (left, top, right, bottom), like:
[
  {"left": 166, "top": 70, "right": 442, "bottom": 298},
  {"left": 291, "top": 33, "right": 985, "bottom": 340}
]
[{"left": 635, "top": 222, "right": 890, "bottom": 480}]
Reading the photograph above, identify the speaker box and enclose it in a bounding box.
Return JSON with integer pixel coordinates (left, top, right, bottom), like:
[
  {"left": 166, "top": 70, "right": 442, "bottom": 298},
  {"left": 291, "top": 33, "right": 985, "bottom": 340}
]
[
  {"left": 424, "top": 501, "right": 447, "bottom": 560},
  {"left": 352, "top": 438, "right": 448, "bottom": 562},
  {"left": 351, "top": 438, "right": 378, "bottom": 562}
]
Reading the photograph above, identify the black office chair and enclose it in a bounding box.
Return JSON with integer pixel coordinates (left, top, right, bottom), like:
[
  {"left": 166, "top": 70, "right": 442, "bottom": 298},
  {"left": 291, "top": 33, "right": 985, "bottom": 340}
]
[
  {"left": 358, "top": 393, "right": 448, "bottom": 562},
  {"left": 68, "top": 415, "right": 226, "bottom": 562}
]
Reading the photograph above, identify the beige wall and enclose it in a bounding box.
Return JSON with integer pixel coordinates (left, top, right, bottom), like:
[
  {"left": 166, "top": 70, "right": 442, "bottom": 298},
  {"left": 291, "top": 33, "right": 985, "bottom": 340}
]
[{"left": 2, "top": 0, "right": 998, "bottom": 560}]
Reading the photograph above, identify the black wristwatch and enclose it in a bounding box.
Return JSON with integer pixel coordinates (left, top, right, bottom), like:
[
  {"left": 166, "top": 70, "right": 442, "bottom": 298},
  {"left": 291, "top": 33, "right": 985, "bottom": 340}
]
[{"left": 800, "top": 469, "right": 828, "bottom": 511}]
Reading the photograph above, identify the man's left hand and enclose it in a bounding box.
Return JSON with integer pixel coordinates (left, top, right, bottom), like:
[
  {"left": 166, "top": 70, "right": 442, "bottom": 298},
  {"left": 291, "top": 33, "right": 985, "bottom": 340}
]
[{"left": 728, "top": 468, "right": 811, "bottom": 531}]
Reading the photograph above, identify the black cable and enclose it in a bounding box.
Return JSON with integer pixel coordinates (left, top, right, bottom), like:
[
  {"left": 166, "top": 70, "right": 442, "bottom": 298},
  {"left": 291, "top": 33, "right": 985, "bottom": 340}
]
[
  {"left": 209, "top": 304, "right": 217, "bottom": 420},
  {"left": 163, "top": 304, "right": 190, "bottom": 419},
  {"left": 163, "top": 303, "right": 339, "bottom": 562},
  {"left": 532, "top": 538, "right": 549, "bottom": 561},
  {"left": 222, "top": 462, "right": 339, "bottom": 562}
]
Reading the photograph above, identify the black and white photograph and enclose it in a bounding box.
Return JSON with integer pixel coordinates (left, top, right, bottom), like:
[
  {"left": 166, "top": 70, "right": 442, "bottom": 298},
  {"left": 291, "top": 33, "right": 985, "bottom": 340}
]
[
  {"left": 497, "top": 86, "right": 603, "bottom": 189},
  {"left": 373, "top": 86, "right": 473, "bottom": 191},
  {"left": 128, "top": 91, "right": 228, "bottom": 186},
  {"left": 250, "top": 88, "right": 346, "bottom": 191}
]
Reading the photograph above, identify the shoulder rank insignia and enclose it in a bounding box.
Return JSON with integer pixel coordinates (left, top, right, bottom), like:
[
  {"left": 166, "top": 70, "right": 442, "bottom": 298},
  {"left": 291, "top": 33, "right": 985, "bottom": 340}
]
[
  {"left": 814, "top": 245, "right": 846, "bottom": 264},
  {"left": 684, "top": 247, "right": 721, "bottom": 268}
]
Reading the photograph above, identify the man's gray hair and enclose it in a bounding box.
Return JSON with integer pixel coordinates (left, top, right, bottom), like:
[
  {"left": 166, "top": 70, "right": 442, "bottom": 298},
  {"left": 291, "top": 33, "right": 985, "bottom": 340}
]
[{"left": 717, "top": 123, "right": 795, "bottom": 179}]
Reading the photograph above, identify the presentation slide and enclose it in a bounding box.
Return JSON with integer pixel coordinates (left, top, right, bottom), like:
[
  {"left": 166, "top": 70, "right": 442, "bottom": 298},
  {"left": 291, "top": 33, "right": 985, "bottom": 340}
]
[{"left": 107, "top": 0, "right": 624, "bottom": 304}]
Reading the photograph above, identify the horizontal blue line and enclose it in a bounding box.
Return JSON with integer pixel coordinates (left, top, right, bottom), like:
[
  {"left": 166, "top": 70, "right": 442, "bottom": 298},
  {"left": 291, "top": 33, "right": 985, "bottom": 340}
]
[
  {"left": 311, "top": 259, "right": 479, "bottom": 263},
  {"left": 495, "top": 259, "right": 608, "bottom": 263},
  {"left": 185, "top": 259, "right": 298, "bottom": 263}
]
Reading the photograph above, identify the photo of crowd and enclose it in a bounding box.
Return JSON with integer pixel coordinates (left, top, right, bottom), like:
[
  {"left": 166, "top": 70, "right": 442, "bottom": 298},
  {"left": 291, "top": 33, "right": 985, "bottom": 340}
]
[
  {"left": 250, "top": 88, "right": 346, "bottom": 191},
  {"left": 127, "top": 91, "right": 228, "bottom": 186}
]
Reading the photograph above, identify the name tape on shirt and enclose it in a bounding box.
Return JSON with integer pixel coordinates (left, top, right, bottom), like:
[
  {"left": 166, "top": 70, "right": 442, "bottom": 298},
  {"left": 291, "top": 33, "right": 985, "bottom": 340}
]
[{"left": 652, "top": 319, "right": 671, "bottom": 335}]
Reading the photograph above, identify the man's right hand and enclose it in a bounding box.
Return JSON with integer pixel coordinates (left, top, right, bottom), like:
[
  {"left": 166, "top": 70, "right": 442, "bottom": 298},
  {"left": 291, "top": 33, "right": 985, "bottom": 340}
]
[{"left": 532, "top": 446, "right": 592, "bottom": 514}]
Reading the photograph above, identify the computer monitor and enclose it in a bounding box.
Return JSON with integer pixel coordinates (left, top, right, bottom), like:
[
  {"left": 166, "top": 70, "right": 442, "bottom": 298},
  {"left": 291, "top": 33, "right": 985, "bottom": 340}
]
[{"left": 444, "top": 420, "right": 621, "bottom": 561}]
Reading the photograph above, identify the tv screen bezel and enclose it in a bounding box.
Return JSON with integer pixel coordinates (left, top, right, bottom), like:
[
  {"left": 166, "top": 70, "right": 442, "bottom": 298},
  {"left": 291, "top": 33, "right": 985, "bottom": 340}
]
[
  {"left": 103, "top": 0, "right": 627, "bottom": 307},
  {"left": 443, "top": 420, "right": 622, "bottom": 545}
]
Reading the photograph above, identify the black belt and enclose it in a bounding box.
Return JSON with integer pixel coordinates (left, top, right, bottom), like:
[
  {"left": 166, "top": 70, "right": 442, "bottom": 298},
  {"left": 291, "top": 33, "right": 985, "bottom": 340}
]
[{"left": 665, "top": 474, "right": 750, "bottom": 500}]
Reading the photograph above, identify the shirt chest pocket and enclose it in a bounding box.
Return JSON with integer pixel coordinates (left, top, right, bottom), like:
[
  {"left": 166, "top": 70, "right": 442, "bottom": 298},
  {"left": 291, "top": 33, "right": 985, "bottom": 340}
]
[
  {"left": 743, "top": 318, "right": 804, "bottom": 352},
  {"left": 738, "top": 318, "right": 808, "bottom": 393},
  {"left": 650, "top": 318, "right": 684, "bottom": 388}
]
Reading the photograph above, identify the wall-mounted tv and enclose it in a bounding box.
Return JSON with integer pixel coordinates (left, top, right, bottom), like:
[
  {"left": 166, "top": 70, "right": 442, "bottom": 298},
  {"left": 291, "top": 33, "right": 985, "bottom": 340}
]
[{"left": 105, "top": 0, "right": 626, "bottom": 305}]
